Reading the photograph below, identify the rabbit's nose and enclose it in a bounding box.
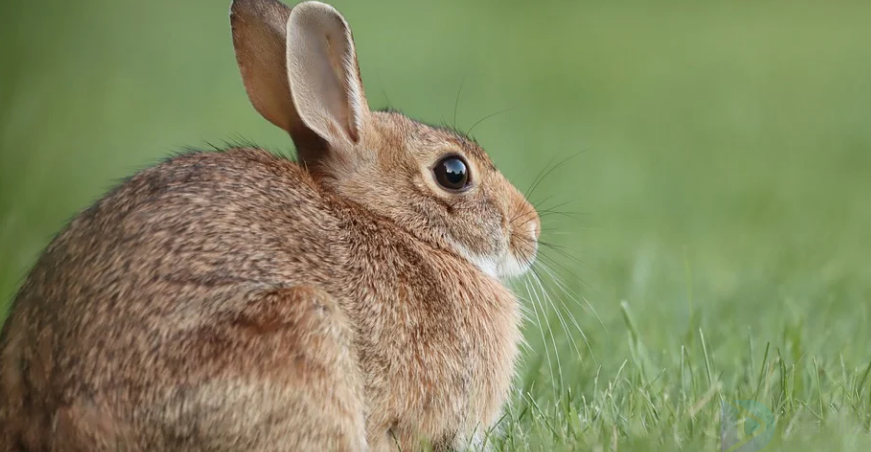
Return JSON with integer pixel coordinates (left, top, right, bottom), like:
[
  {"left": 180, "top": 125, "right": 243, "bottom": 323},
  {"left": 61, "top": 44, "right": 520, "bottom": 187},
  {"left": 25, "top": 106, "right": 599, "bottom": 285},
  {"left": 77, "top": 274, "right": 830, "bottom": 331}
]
[
  {"left": 522, "top": 202, "right": 541, "bottom": 244},
  {"left": 529, "top": 215, "right": 541, "bottom": 242}
]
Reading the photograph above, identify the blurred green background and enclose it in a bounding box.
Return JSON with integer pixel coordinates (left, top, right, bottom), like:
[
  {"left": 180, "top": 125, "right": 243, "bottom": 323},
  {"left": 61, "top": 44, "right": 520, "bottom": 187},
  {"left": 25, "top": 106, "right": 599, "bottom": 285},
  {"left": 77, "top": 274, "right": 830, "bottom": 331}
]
[{"left": 2, "top": 0, "right": 870, "bottom": 450}]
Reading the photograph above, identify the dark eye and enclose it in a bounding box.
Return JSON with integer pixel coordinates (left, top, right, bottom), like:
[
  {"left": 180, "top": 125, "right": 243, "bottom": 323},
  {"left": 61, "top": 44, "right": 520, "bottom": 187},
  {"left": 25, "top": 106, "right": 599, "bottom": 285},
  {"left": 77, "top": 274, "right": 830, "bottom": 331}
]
[{"left": 433, "top": 156, "right": 470, "bottom": 191}]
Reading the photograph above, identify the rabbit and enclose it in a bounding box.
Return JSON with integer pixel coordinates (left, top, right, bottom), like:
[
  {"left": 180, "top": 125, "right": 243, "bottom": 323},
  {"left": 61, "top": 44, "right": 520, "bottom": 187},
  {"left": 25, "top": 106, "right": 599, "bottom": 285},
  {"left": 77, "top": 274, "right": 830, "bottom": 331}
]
[{"left": 0, "top": 0, "right": 541, "bottom": 450}]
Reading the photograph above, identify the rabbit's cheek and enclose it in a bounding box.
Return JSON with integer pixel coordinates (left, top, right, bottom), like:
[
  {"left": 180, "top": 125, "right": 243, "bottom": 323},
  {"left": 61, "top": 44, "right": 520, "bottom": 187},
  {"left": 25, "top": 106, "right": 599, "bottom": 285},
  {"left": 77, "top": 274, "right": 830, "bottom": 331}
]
[{"left": 446, "top": 237, "right": 501, "bottom": 279}]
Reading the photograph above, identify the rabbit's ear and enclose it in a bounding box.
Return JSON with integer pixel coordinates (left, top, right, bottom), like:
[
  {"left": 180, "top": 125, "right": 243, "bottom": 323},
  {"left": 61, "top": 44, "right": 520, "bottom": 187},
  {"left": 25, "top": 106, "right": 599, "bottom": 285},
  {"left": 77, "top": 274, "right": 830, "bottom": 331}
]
[
  {"left": 286, "top": 1, "right": 369, "bottom": 146},
  {"left": 231, "top": 0, "right": 305, "bottom": 136}
]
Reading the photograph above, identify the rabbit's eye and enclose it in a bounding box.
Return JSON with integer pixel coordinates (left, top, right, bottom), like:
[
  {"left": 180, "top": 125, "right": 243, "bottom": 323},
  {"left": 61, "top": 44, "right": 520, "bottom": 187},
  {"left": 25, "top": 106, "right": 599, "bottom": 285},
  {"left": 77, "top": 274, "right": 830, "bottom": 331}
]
[{"left": 434, "top": 156, "right": 470, "bottom": 192}]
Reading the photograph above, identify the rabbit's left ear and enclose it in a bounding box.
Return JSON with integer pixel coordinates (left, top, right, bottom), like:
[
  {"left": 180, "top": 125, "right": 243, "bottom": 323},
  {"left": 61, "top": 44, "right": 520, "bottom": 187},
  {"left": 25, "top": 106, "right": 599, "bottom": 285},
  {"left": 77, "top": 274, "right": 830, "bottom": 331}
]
[
  {"left": 286, "top": 1, "right": 369, "bottom": 146},
  {"left": 231, "top": 0, "right": 298, "bottom": 135}
]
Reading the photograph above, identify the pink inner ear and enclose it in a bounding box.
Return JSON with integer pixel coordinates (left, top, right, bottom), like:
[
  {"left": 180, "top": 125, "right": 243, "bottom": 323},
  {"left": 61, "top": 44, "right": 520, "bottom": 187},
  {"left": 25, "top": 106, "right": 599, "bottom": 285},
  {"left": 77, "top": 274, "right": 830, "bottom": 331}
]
[
  {"left": 285, "top": 2, "right": 367, "bottom": 147},
  {"left": 324, "top": 34, "right": 357, "bottom": 142}
]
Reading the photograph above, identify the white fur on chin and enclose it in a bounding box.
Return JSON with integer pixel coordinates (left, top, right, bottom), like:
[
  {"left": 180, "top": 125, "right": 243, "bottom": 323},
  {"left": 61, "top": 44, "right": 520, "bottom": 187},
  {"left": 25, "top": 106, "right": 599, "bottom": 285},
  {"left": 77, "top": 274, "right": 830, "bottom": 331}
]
[{"left": 449, "top": 239, "right": 533, "bottom": 281}]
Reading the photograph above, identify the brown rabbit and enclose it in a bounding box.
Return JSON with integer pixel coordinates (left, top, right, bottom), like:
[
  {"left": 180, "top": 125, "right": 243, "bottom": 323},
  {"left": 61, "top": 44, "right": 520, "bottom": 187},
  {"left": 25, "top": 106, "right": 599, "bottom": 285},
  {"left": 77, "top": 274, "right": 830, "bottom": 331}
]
[{"left": 0, "top": 0, "right": 540, "bottom": 450}]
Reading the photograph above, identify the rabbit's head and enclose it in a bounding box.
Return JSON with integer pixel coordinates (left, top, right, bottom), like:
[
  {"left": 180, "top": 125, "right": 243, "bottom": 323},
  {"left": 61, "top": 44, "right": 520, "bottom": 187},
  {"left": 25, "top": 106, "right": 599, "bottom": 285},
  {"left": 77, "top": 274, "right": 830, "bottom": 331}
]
[{"left": 231, "top": 0, "right": 539, "bottom": 279}]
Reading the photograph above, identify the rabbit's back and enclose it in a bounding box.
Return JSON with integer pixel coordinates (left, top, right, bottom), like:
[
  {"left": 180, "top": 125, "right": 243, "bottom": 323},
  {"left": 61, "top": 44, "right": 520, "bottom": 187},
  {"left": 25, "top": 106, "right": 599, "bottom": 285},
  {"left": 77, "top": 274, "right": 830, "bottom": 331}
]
[
  {"left": 11, "top": 148, "right": 345, "bottom": 331},
  {"left": 0, "top": 148, "right": 363, "bottom": 450}
]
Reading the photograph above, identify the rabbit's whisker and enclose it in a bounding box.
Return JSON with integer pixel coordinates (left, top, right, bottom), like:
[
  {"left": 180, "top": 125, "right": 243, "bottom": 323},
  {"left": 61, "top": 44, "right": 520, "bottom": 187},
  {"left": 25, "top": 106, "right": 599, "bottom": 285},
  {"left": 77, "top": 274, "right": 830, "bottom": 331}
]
[
  {"left": 466, "top": 107, "right": 519, "bottom": 137},
  {"left": 452, "top": 73, "right": 466, "bottom": 131},
  {"left": 539, "top": 241, "right": 588, "bottom": 271},
  {"left": 536, "top": 261, "right": 599, "bottom": 363},
  {"left": 522, "top": 279, "right": 558, "bottom": 397},
  {"left": 539, "top": 257, "right": 606, "bottom": 334},
  {"left": 524, "top": 150, "right": 586, "bottom": 203},
  {"left": 528, "top": 272, "right": 564, "bottom": 391},
  {"left": 530, "top": 267, "right": 582, "bottom": 381}
]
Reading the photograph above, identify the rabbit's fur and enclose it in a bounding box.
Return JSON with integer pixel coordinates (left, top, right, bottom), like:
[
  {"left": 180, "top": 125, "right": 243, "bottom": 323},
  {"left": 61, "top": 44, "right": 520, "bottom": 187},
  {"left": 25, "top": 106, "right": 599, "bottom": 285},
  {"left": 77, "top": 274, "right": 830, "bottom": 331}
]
[{"left": 0, "top": 0, "right": 540, "bottom": 451}]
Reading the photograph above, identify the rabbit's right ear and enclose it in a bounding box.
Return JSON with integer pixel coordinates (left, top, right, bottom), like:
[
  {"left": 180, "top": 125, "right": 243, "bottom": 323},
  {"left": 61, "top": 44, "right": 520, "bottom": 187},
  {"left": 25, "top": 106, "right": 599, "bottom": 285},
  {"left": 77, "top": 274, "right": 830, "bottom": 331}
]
[
  {"left": 231, "top": 0, "right": 369, "bottom": 167},
  {"left": 285, "top": 2, "right": 369, "bottom": 147}
]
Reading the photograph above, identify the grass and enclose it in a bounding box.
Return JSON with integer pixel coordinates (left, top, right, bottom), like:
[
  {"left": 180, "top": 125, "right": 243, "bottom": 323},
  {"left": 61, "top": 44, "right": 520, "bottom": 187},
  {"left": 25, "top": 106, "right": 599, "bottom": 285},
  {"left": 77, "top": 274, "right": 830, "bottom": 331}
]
[{"left": 2, "top": 0, "right": 871, "bottom": 450}]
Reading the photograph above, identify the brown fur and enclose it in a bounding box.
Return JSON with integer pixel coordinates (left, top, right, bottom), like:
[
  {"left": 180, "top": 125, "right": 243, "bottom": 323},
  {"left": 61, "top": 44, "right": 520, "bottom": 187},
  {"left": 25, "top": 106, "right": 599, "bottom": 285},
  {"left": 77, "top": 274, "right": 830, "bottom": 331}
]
[{"left": 0, "top": 1, "right": 540, "bottom": 451}]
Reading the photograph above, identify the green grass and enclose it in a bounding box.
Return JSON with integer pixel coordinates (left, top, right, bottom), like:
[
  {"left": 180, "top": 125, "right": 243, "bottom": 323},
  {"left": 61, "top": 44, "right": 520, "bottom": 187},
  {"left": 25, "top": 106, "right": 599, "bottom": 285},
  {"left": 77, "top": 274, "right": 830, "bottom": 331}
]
[{"left": 2, "top": 0, "right": 871, "bottom": 450}]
